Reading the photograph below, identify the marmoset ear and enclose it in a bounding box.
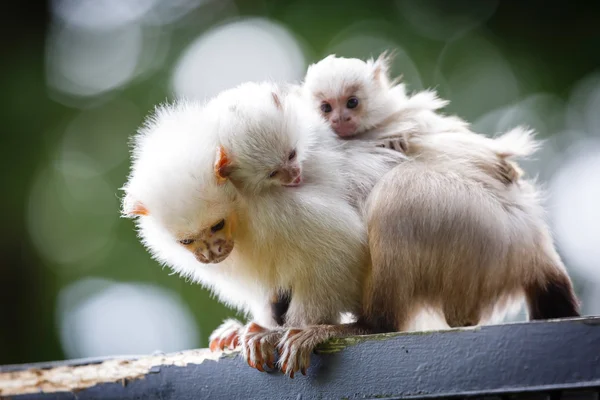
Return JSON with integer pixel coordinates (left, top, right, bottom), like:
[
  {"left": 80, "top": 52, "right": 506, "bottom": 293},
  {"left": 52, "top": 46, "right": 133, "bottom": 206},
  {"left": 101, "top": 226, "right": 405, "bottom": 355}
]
[
  {"left": 372, "top": 50, "right": 395, "bottom": 82},
  {"left": 122, "top": 195, "right": 149, "bottom": 218},
  {"left": 214, "top": 145, "right": 233, "bottom": 185}
]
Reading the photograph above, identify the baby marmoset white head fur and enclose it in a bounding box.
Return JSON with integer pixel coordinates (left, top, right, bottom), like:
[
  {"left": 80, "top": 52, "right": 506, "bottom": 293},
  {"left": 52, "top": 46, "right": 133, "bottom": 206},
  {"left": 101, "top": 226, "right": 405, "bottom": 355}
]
[
  {"left": 303, "top": 53, "right": 467, "bottom": 141},
  {"left": 303, "top": 53, "right": 403, "bottom": 138},
  {"left": 214, "top": 84, "right": 314, "bottom": 195}
]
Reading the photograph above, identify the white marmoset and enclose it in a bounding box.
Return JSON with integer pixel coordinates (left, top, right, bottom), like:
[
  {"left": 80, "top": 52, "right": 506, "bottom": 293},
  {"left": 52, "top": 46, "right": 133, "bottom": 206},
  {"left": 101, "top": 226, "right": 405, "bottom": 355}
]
[{"left": 121, "top": 81, "right": 404, "bottom": 377}]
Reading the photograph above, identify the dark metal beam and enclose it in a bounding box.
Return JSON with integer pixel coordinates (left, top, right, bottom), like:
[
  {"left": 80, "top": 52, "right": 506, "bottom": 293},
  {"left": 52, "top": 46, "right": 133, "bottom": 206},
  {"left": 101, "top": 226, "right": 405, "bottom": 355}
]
[{"left": 1, "top": 317, "right": 599, "bottom": 400}]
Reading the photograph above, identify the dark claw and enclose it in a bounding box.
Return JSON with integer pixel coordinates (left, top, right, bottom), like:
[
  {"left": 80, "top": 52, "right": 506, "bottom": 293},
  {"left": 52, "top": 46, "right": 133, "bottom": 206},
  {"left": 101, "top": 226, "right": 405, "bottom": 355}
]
[{"left": 266, "top": 352, "right": 275, "bottom": 369}]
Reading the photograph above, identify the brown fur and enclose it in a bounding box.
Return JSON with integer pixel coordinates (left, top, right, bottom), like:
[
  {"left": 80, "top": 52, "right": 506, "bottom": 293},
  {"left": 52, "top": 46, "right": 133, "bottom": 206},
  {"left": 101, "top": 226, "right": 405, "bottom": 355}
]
[
  {"left": 277, "top": 155, "right": 581, "bottom": 377},
  {"left": 362, "top": 160, "right": 580, "bottom": 331}
]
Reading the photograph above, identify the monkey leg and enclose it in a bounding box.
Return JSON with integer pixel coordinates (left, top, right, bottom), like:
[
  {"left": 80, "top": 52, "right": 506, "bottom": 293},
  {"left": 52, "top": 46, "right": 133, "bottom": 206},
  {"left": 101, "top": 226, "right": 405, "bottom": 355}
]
[
  {"left": 277, "top": 296, "right": 418, "bottom": 378},
  {"left": 360, "top": 239, "right": 418, "bottom": 334},
  {"left": 240, "top": 322, "right": 285, "bottom": 372},
  {"left": 278, "top": 322, "right": 371, "bottom": 378},
  {"left": 525, "top": 265, "right": 581, "bottom": 320},
  {"left": 209, "top": 318, "right": 243, "bottom": 352},
  {"left": 277, "top": 275, "right": 417, "bottom": 378},
  {"left": 236, "top": 290, "right": 293, "bottom": 372}
]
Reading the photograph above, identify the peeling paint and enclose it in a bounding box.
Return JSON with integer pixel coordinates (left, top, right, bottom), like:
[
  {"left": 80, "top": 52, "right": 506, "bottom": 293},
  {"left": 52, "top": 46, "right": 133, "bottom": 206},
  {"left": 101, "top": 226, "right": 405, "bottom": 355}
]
[
  {"left": 2, "top": 317, "right": 599, "bottom": 398},
  {"left": 0, "top": 348, "right": 234, "bottom": 396}
]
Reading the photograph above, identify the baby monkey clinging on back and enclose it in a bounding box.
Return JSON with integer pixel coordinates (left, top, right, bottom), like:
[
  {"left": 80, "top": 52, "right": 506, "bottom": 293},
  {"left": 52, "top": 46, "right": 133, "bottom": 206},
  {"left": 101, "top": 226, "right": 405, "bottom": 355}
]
[
  {"left": 303, "top": 53, "right": 400, "bottom": 138},
  {"left": 302, "top": 52, "right": 525, "bottom": 185}
]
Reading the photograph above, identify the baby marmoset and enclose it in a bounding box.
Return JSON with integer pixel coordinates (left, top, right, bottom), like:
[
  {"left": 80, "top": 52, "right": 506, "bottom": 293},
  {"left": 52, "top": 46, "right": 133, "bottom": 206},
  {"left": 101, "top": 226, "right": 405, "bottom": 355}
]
[{"left": 302, "top": 53, "right": 527, "bottom": 185}]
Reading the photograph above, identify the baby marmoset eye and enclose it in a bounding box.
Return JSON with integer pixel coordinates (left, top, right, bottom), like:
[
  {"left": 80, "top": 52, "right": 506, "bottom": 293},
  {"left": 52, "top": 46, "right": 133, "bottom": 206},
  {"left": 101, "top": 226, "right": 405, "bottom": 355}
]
[
  {"left": 346, "top": 97, "right": 359, "bottom": 109},
  {"left": 268, "top": 149, "right": 297, "bottom": 179},
  {"left": 320, "top": 103, "right": 332, "bottom": 113}
]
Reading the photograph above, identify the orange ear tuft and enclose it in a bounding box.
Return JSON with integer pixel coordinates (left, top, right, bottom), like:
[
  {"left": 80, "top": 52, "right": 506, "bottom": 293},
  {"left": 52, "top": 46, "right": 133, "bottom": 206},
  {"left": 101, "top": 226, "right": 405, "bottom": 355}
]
[
  {"left": 215, "top": 146, "right": 232, "bottom": 185},
  {"left": 130, "top": 201, "right": 149, "bottom": 216}
]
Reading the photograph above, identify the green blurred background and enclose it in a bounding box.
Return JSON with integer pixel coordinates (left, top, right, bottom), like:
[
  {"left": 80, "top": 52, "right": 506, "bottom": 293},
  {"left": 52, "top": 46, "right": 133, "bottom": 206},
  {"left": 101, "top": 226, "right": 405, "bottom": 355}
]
[{"left": 2, "top": 0, "right": 600, "bottom": 365}]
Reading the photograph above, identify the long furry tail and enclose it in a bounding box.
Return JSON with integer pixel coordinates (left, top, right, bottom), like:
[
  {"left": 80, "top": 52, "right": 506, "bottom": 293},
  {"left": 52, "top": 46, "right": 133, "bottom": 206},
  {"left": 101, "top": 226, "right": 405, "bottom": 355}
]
[{"left": 493, "top": 126, "right": 541, "bottom": 160}]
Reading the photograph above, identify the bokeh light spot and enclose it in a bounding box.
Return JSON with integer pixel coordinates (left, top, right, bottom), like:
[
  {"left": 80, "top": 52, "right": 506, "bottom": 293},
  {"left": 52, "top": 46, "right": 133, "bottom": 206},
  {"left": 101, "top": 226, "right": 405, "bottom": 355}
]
[
  {"left": 436, "top": 35, "right": 520, "bottom": 121},
  {"left": 27, "top": 155, "right": 117, "bottom": 269},
  {"left": 46, "top": 22, "right": 144, "bottom": 99},
  {"left": 61, "top": 100, "right": 141, "bottom": 175},
  {"left": 171, "top": 17, "right": 306, "bottom": 101},
  {"left": 57, "top": 279, "right": 200, "bottom": 358},
  {"left": 396, "top": 0, "right": 499, "bottom": 41},
  {"left": 550, "top": 141, "right": 600, "bottom": 285},
  {"left": 325, "top": 29, "right": 422, "bottom": 91}
]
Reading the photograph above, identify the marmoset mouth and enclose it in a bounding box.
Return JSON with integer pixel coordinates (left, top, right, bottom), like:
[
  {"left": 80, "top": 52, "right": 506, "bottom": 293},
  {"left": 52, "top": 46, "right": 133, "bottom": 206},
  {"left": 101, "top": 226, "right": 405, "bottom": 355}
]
[
  {"left": 283, "top": 175, "right": 303, "bottom": 187},
  {"left": 333, "top": 124, "right": 358, "bottom": 138},
  {"left": 196, "top": 252, "right": 232, "bottom": 264},
  {"left": 194, "top": 242, "right": 234, "bottom": 264}
]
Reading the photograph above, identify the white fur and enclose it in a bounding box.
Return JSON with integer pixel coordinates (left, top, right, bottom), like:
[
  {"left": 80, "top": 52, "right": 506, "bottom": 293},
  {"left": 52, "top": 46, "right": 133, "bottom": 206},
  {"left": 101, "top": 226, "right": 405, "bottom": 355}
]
[
  {"left": 304, "top": 54, "right": 401, "bottom": 132},
  {"left": 122, "top": 81, "right": 404, "bottom": 329},
  {"left": 302, "top": 54, "right": 537, "bottom": 171}
]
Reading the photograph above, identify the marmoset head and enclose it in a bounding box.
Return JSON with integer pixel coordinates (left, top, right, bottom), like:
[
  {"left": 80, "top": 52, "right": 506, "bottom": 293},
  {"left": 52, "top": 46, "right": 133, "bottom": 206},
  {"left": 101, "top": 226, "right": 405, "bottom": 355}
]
[
  {"left": 121, "top": 100, "right": 239, "bottom": 268},
  {"left": 213, "top": 82, "right": 314, "bottom": 194},
  {"left": 304, "top": 52, "right": 398, "bottom": 138},
  {"left": 121, "top": 82, "right": 319, "bottom": 272}
]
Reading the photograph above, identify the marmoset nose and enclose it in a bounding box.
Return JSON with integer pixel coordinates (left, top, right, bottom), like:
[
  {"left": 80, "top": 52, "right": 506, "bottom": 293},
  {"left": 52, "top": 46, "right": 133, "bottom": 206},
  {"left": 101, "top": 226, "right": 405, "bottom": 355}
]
[
  {"left": 211, "top": 239, "right": 226, "bottom": 255},
  {"left": 331, "top": 111, "right": 341, "bottom": 124}
]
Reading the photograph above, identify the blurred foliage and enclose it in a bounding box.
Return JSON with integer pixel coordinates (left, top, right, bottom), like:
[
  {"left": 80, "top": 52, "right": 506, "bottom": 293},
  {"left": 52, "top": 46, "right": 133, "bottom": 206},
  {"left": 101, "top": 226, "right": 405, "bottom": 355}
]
[{"left": 1, "top": 1, "right": 600, "bottom": 365}]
